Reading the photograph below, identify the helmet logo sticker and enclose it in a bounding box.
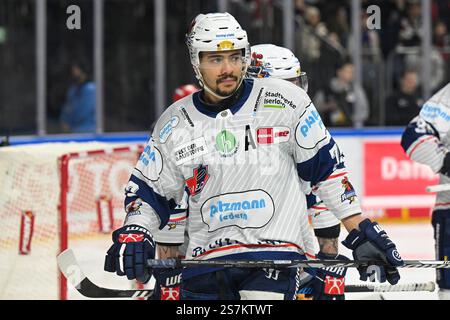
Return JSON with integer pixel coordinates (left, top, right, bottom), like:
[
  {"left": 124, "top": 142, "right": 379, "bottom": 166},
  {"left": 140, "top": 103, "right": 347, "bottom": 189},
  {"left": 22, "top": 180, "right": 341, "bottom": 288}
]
[{"left": 217, "top": 40, "right": 235, "bottom": 50}]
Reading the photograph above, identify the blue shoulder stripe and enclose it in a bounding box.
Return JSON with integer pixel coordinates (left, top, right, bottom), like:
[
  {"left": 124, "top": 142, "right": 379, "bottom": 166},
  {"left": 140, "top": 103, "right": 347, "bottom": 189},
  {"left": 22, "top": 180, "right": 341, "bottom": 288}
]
[
  {"left": 400, "top": 120, "right": 439, "bottom": 153},
  {"left": 296, "top": 138, "right": 344, "bottom": 185}
]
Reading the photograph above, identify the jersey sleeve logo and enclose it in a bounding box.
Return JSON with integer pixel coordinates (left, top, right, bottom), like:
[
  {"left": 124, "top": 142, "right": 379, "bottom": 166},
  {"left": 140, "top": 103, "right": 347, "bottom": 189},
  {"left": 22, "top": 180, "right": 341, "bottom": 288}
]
[
  {"left": 295, "top": 103, "right": 328, "bottom": 149},
  {"left": 340, "top": 177, "right": 356, "bottom": 204}
]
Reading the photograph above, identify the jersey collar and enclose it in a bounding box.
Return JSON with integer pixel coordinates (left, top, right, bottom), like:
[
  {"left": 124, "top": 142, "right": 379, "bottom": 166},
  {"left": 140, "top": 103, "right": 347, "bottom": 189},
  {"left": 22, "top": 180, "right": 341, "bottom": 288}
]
[{"left": 192, "top": 79, "right": 254, "bottom": 118}]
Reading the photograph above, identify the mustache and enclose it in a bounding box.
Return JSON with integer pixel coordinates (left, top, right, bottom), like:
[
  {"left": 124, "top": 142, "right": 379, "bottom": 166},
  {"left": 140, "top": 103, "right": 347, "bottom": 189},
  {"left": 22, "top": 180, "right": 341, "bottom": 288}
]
[{"left": 216, "top": 74, "right": 238, "bottom": 84}]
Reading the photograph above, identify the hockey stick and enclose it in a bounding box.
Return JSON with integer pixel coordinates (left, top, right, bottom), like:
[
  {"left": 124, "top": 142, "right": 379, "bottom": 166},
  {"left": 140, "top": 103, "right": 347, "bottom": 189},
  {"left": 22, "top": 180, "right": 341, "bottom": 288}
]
[
  {"left": 146, "top": 258, "right": 450, "bottom": 269},
  {"left": 426, "top": 184, "right": 450, "bottom": 193},
  {"left": 57, "top": 250, "right": 436, "bottom": 299},
  {"left": 57, "top": 249, "right": 152, "bottom": 299},
  {"left": 346, "top": 281, "right": 435, "bottom": 293}
]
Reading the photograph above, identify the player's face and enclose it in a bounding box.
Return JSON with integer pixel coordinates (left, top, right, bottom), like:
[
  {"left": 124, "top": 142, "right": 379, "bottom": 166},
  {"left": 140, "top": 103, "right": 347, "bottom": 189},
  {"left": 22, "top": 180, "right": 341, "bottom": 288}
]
[{"left": 199, "top": 50, "right": 244, "bottom": 98}]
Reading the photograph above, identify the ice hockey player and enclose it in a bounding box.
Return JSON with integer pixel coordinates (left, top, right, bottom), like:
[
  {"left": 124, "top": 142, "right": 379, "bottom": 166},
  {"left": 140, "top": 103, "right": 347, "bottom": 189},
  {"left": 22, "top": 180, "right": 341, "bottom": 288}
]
[
  {"left": 401, "top": 82, "right": 450, "bottom": 300},
  {"left": 247, "top": 43, "right": 350, "bottom": 300},
  {"left": 104, "top": 12, "right": 404, "bottom": 300},
  {"left": 152, "top": 44, "right": 347, "bottom": 300}
]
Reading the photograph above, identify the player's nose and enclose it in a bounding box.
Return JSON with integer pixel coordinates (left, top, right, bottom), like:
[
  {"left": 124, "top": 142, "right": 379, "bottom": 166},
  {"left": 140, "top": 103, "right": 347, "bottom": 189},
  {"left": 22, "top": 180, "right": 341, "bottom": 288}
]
[{"left": 221, "top": 58, "right": 234, "bottom": 74}]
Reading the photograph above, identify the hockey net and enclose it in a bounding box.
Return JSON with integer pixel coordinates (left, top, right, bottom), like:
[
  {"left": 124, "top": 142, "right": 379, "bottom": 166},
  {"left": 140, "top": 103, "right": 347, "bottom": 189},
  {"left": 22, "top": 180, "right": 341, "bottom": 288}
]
[{"left": 0, "top": 142, "right": 144, "bottom": 299}]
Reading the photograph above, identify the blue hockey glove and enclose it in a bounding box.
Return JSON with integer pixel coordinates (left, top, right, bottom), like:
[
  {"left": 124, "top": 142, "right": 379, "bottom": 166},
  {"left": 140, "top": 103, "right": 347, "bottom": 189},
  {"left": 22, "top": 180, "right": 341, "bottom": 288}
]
[
  {"left": 152, "top": 268, "right": 182, "bottom": 300},
  {"left": 104, "top": 224, "right": 155, "bottom": 283},
  {"left": 297, "top": 252, "right": 349, "bottom": 300},
  {"left": 342, "top": 218, "right": 404, "bottom": 285}
]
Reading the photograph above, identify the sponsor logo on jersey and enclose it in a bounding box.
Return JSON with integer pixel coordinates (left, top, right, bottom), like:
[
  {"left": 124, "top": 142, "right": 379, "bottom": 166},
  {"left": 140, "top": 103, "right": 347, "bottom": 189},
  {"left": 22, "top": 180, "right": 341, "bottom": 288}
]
[
  {"left": 174, "top": 137, "right": 208, "bottom": 165},
  {"left": 215, "top": 130, "right": 239, "bottom": 157},
  {"left": 200, "top": 190, "right": 274, "bottom": 232},
  {"left": 252, "top": 87, "right": 265, "bottom": 113},
  {"left": 138, "top": 144, "right": 163, "bottom": 181},
  {"left": 263, "top": 91, "right": 296, "bottom": 109},
  {"left": 217, "top": 40, "right": 234, "bottom": 50},
  {"left": 256, "top": 127, "right": 290, "bottom": 144},
  {"left": 179, "top": 106, "right": 194, "bottom": 127},
  {"left": 159, "top": 116, "right": 179, "bottom": 143},
  {"left": 340, "top": 177, "right": 356, "bottom": 204},
  {"left": 420, "top": 103, "right": 450, "bottom": 122},
  {"left": 295, "top": 103, "right": 328, "bottom": 149},
  {"left": 185, "top": 164, "right": 209, "bottom": 196}
]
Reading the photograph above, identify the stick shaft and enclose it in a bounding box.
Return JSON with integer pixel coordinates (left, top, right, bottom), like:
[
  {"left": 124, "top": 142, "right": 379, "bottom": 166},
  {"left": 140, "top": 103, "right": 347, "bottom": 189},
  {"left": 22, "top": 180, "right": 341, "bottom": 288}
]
[
  {"left": 426, "top": 184, "right": 450, "bottom": 193},
  {"left": 346, "top": 281, "right": 435, "bottom": 293},
  {"left": 147, "top": 258, "right": 450, "bottom": 269}
]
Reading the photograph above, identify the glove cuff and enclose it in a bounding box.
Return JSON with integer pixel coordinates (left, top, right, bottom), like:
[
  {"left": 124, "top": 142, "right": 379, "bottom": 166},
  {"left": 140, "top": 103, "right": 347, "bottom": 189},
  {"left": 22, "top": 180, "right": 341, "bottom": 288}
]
[{"left": 341, "top": 227, "right": 366, "bottom": 250}]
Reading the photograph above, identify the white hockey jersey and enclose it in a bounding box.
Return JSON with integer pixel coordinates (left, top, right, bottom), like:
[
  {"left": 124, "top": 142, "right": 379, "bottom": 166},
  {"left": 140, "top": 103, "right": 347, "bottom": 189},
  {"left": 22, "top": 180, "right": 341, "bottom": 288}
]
[
  {"left": 124, "top": 78, "right": 362, "bottom": 266},
  {"left": 402, "top": 82, "right": 450, "bottom": 210}
]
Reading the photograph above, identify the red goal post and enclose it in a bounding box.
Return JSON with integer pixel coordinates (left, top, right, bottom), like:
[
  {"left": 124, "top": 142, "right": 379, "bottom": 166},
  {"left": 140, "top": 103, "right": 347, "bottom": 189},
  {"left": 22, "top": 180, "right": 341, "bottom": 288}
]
[{"left": 0, "top": 142, "right": 144, "bottom": 300}]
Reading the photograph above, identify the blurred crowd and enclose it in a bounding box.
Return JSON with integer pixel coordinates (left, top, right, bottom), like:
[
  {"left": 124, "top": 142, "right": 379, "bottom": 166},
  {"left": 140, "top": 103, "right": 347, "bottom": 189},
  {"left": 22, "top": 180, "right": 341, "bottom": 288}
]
[
  {"left": 1, "top": 0, "right": 450, "bottom": 135},
  {"left": 232, "top": 0, "right": 450, "bottom": 127},
  {"left": 298, "top": 0, "right": 450, "bottom": 126}
]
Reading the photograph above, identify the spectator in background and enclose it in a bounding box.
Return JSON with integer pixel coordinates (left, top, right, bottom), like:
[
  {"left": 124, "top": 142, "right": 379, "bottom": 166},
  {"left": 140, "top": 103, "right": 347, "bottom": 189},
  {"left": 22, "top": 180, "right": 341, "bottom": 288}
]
[
  {"left": 385, "top": 70, "right": 423, "bottom": 126},
  {"left": 434, "top": 20, "right": 450, "bottom": 84},
  {"left": 314, "top": 58, "right": 369, "bottom": 128},
  {"left": 60, "top": 61, "right": 96, "bottom": 133},
  {"left": 297, "top": 6, "right": 328, "bottom": 63},
  {"left": 398, "top": 0, "right": 422, "bottom": 47}
]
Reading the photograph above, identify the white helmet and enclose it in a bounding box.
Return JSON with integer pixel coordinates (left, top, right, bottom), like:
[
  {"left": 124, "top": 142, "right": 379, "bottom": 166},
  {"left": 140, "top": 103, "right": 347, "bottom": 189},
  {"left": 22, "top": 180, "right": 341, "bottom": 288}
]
[
  {"left": 185, "top": 12, "right": 251, "bottom": 99},
  {"left": 247, "top": 44, "right": 308, "bottom": 92}
]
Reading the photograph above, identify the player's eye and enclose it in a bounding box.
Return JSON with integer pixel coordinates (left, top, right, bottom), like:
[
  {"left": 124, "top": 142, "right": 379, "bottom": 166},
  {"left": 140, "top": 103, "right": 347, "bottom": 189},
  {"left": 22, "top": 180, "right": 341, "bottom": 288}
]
[
  {"left": 208, "top": 57, "right": 223, "bottom": 64},
  {"left": 230, "top": 55, "right": 241, "bottom": 64}
]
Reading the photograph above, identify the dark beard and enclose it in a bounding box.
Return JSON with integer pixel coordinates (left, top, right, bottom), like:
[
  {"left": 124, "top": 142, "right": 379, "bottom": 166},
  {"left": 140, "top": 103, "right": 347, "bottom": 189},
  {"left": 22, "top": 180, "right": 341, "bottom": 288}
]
[{"left": 215, "top": 74, "right": 239, "bottom": 96}]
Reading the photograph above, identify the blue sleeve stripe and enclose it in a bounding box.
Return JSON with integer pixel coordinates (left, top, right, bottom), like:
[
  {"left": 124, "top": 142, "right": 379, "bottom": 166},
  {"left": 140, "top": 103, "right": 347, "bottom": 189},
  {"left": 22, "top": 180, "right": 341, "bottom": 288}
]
[
  {"left": 400, "top": 121, "right": 439, "bottom": 153},
  {"left": 124, "top": 174, "right": 176, "bottom": 229},
  {"left": 297, "top": 139, "right": 343, "bottom": 185}
]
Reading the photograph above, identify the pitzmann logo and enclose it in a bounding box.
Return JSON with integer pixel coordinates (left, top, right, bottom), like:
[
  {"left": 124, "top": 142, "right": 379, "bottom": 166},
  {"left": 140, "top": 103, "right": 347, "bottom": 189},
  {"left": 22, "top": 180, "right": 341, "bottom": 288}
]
[{"left": 201, "top": 190, "right": 274, "bottom": 232}]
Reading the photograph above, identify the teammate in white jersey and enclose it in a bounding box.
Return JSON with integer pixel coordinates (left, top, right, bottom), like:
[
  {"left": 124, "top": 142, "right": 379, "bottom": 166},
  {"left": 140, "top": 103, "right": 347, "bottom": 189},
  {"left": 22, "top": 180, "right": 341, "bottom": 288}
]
[
  {"left": 247, "top": 43, "right": 350, "bottom": 300},
  {"left": 104, "top": 12, "right": 404, "bottom": 300},
  {"left": 401, "top": 82, "right": 450, "bottom": 300}
]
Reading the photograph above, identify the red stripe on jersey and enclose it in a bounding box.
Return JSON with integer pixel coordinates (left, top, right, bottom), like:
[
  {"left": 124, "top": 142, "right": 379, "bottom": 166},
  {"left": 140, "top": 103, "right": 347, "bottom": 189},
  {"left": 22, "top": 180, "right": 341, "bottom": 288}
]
[
  {"left": 408, "top": 136, "right": 436, "bottom": 158},
  {"left": 169, "top": 216, "right": 187, "bottom": 222},
  {"left": 195, "top": 243, "right": 303, "bottom": 258},
  {"left": 326, "top": 172, "right": 348, "bottom": 180}
]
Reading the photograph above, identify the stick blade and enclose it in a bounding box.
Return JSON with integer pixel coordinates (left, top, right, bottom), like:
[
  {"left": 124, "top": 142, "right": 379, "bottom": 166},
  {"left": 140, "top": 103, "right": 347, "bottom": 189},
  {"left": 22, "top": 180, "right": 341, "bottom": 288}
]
[
  {"left": 57, "top": 248, "right": 87, "bottom": 289},
  {"left": 57, "top": 248, "right": 152, "bottom": 299}
]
